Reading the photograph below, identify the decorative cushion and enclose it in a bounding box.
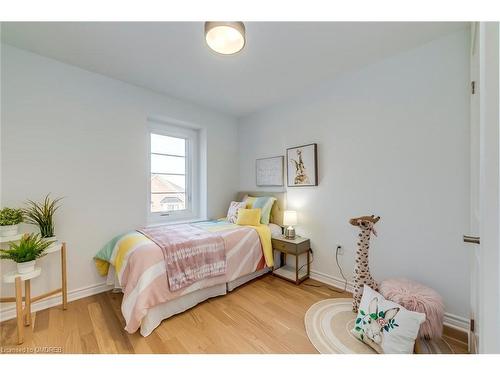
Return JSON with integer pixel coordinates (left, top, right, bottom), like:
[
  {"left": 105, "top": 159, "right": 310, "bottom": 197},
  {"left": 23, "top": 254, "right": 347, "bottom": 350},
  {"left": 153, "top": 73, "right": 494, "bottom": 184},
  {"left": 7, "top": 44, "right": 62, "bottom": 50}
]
[
  {"left": 379, "top": 278, "right": 444, "bottom": 339},
  {"left": 226, "top": 201, "right": 246, "bottom": 224},
  {"left": 236, "top": 208, "right": 262, "bottom": 226},
  {"left": 268, "top": 223, "right": 283, "bottom": 237},
  {"left": 244, "top": 195, "right": 276, "bottom": 225},
  {"left": 351, "top": 285, "right": 426, "bottom": 354}
]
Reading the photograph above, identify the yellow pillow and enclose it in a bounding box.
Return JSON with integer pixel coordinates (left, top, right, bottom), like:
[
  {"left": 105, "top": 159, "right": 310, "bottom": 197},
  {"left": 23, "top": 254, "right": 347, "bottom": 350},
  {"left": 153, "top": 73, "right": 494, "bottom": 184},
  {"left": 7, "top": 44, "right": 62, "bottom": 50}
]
[{"left": 236, "top": 208, "right": 262, "bottom": 226}]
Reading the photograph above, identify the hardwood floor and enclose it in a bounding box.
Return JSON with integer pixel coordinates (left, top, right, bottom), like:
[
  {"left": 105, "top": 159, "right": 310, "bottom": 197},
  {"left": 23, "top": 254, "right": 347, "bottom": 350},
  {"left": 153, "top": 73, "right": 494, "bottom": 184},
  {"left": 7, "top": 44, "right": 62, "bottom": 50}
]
[{"left": 0, "top": 275, "right": 467, "bottom": 354}]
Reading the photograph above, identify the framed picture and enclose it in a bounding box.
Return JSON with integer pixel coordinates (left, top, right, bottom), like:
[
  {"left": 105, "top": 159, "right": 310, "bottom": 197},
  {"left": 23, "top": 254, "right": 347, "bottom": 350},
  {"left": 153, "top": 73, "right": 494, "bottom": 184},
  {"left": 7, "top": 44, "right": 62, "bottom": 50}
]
[
  {"left": 255, "top": 156, "right": 285, "bottom": 186},
  {"left": 256, "top": 156, "right": 284, "bottom": 186},
  {"left": 287, "top": 143, "right": 318, "bottom": 187}
]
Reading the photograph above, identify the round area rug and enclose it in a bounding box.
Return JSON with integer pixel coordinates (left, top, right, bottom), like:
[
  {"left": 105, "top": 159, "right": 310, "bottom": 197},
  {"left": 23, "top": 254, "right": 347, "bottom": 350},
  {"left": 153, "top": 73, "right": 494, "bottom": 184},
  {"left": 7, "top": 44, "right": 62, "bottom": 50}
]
[{"left": 304, "top": 298, "right": 455, "bottom": 354}]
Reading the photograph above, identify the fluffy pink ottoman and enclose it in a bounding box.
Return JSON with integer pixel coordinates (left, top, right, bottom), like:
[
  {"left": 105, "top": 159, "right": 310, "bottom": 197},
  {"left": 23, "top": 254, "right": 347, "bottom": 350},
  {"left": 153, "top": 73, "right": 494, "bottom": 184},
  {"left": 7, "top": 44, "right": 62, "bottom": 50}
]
[{"left": 379, "top": 278, "right": 444, "bottom": 339}]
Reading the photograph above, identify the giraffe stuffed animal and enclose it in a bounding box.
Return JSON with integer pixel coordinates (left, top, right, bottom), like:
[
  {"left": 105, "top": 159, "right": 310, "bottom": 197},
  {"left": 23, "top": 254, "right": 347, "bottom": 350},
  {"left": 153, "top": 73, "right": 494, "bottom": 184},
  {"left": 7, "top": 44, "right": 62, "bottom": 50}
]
[{"left": 349, "top": 215, "right": 380, "bottom": 312}]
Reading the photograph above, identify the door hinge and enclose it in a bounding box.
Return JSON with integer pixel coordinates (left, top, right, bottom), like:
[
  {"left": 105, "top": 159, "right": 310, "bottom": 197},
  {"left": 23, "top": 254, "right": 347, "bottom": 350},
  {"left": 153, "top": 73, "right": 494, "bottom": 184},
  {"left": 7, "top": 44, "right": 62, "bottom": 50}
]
[
  {"left": 470, "top": 318, "right": 475, "bottom": 332},
  {"left": 471, "top": 81, "right": 476, "bottom": 94},
  {"left": 463, "top": 235, "right": 480, "bottom": 244}
]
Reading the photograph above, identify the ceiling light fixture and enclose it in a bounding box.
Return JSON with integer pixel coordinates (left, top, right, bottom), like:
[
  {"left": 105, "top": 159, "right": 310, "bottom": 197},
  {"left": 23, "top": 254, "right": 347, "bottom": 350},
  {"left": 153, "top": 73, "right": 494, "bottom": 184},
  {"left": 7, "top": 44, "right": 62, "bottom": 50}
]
[{"left": 205, "top": 22, "right": 246, "bottom": 55}]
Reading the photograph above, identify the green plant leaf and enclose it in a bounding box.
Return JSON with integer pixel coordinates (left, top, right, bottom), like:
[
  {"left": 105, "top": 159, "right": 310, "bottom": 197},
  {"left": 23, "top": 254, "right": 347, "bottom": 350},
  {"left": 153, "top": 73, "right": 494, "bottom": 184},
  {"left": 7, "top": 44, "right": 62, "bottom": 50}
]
[
  {"left": 0, "top": 208, "right": 24, "bottom": 226},
  {"left": 360, "top": 310, "right": 365, "bottom": 316},
  {"left": 0, "top": 233, "right": 53, "bottom": 262},
  {"left": 23, "top": 194, "right": 63, "bottom": 237},
  {"left": 356, "top": 318, "right": 361, "bottom": 324},
  {"left": 355, "top": 326, "right": 362, "bottom": 331},
  {"left": 370, "top": 313, "right": 378, "bottom": 320},
  {"left": 379, "top": 311, "right": 385, "bottom": 318}
]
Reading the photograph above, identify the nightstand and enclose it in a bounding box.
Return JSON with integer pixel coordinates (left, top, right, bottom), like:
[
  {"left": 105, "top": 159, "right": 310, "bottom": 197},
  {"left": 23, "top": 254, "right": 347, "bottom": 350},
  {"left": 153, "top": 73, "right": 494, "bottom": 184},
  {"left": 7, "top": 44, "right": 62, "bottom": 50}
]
[{"left": 271, "top": 235, "right": 311, "bottom": 285}]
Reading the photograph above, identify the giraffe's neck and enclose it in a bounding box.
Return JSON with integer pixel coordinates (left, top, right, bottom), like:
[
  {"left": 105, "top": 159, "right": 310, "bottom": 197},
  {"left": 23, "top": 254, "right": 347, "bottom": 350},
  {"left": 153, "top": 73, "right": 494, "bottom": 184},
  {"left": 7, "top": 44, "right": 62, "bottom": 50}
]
[{"left": 355, "top": 227, "right": 372, "bottom": 267}]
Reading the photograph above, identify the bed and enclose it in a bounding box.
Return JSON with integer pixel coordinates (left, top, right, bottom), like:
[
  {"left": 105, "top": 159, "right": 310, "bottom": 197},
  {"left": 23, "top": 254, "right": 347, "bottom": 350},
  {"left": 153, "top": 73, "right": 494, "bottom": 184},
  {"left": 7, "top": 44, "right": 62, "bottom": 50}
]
[{"left": 94, "top": 191, "right": 285, "bottom": 337}]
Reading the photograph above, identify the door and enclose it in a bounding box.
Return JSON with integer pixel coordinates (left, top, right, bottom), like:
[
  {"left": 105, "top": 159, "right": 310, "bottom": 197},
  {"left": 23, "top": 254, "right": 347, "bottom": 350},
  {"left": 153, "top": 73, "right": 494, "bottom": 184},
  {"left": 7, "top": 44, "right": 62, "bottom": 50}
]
[
  {"left": 467, "top": 22, "right": 480, "bottom": 353},
  {"left": 477, "top": 22, "right": 500, "bottom": 354},
  {"left": 469, "top": 22, "right": 500, "bottom": 354}
]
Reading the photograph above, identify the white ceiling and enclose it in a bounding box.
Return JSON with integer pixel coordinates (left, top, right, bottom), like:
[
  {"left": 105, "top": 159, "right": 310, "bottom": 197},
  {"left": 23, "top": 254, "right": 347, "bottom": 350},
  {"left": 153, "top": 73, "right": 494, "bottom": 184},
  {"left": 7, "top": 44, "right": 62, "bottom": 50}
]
[{"left": 1, "top": 22, "right": 468, "bottom": 117}]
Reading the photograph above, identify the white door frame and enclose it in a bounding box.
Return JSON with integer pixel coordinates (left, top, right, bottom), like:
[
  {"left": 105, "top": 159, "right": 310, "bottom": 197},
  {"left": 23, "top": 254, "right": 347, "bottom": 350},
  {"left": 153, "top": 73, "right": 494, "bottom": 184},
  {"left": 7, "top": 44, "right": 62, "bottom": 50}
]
[{"left": 477, "top": 21, "right": 500, "bottom": 354}]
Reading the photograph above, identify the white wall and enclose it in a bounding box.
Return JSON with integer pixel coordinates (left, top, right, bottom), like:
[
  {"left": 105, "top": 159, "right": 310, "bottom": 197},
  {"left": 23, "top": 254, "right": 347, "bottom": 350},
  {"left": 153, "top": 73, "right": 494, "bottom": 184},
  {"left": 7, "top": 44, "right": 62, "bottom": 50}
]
[
  {"left": 0, "top": 44, "right": 239, "bottom": 317},
  {"left": 238, "top": 30, "right": 471, "bottom": 320}
]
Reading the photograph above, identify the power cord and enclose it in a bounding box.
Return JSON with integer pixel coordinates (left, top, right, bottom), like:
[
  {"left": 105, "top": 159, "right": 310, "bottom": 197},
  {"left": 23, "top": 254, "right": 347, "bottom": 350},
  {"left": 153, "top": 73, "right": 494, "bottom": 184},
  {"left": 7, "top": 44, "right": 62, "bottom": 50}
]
[
  {"left": 302, "top": 245, "right": 348, "bottom": 293},
  {"left": 335, "top": 245, "right": 348, "bottom": 292},
  {"left": 297, "top": 249, "right": 313, "bottom": 273}
]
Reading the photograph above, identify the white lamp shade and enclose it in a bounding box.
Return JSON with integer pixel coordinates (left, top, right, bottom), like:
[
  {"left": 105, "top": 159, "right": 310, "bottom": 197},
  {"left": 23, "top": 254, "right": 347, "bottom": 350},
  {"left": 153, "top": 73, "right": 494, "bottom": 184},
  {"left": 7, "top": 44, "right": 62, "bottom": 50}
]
[
  {"left": 283, "top": 210, "right": 298, "bottom": 226},
  {"left": 205, "top": 22, "right": 245, "bottom": 55}
]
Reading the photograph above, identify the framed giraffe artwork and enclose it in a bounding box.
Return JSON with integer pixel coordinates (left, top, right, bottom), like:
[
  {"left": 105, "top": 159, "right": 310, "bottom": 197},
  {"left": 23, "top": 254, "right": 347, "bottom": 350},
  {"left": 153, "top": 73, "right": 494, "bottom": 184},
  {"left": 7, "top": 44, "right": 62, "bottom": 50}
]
[{"left": 286, "top": 143, "right": 318, "bottom": 187}]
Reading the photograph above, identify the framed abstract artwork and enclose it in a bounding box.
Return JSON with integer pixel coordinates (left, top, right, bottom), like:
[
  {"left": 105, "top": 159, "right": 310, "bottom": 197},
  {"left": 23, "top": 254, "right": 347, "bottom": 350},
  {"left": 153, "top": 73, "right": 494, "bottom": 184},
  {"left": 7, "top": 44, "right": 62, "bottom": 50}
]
[
  {"left": 286, "top": 143, "right": 318, "bottom": 187},
  {"left": 256, "top": 156, "right": 284, "bottom": 186}
]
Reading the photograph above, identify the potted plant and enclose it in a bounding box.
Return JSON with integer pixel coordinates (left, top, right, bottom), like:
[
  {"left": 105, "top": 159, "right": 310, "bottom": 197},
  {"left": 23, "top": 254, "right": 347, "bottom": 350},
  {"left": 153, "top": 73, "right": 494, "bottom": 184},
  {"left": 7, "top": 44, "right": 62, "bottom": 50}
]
[
  {"left": 23, "top": 194, "right": 63, "bottom": 240},
  {"left": 0, "top": 233, "right": 54, "bottom": 274},
  {"left": 0, "top": 208, "right": 24, "bottom": 237}
]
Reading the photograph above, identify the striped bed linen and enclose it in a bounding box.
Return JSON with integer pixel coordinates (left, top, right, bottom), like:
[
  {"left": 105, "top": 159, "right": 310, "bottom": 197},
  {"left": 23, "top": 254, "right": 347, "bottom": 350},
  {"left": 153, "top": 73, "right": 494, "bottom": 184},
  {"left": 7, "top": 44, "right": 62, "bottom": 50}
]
[
  {"left": 138, "top": 224, "right": 227, "bottom": 291},
  {"left": 95, "top": 222, "right": 267, "bottom": 334}
]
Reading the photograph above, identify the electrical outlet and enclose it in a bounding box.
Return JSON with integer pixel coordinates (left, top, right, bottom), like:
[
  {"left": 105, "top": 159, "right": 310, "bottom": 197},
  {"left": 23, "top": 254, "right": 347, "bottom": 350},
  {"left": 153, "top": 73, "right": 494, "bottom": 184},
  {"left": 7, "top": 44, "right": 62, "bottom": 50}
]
[{"left": 336, "top": 244, "right": 344, "bottom": 255}]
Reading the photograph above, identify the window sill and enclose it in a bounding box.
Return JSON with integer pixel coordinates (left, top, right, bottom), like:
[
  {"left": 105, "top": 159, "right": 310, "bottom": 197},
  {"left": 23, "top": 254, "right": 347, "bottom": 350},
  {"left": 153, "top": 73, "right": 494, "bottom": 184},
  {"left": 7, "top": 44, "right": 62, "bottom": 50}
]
[{"left": 146, "top": 216, "right": 207, "bottom": 228}]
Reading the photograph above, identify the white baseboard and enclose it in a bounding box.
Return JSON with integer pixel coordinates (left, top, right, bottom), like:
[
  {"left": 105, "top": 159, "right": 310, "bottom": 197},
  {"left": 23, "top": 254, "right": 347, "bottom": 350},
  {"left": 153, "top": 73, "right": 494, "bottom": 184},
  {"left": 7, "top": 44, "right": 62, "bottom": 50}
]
[
  {"left": 310, "top": 269, "right": 354, "bottom": 292},
  {"left": 0, "top": 282, "right": 114, "bottom": 322},
  {"left": 1, "top": 270, "right": 471, "bottom": 336},
  {"left": 310, "top": 269, "right": 469, "bottom": 333},
  {"left": 443, "top": 313, "right": 470, "bottom": 332}
]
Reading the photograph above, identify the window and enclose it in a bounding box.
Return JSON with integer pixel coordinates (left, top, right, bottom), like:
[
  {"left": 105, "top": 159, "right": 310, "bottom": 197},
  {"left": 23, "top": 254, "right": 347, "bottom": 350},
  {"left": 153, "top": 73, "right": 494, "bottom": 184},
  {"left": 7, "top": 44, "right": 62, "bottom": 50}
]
[{"left": 148, "top": 121, "right": 199, "bottom": 222}]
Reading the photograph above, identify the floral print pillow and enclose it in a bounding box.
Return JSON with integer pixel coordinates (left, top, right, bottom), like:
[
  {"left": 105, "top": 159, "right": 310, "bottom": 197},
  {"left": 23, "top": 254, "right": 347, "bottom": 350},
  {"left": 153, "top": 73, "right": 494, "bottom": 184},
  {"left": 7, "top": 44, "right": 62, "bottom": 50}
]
[
  {"left": 352, "top": 285, "right": 426, "bottom": 354},
  {"left": 226, "top": 201, "right": 246, "bottom": 223}
]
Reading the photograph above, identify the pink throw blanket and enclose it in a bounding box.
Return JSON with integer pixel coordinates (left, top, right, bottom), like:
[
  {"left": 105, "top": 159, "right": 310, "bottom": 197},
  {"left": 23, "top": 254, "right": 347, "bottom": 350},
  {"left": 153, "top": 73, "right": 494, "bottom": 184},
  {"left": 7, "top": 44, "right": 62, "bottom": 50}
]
[{"left": 138, "top": 224, "right": 226, "bottom": 291}]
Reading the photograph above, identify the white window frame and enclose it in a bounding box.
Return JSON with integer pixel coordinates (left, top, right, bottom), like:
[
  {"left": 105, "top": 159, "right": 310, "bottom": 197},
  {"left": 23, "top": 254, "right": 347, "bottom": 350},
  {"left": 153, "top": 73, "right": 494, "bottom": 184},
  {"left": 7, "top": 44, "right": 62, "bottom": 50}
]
[{"left": 148, "top": 120, "right": 200, "bottom": 224}]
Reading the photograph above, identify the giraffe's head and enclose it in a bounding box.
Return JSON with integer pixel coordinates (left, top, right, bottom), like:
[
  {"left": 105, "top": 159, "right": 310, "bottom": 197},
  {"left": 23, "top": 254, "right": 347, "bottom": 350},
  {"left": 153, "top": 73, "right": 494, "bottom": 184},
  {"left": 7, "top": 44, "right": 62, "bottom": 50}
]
[{"left": 349, "top": 215, "right": 380, "bottom": 232}]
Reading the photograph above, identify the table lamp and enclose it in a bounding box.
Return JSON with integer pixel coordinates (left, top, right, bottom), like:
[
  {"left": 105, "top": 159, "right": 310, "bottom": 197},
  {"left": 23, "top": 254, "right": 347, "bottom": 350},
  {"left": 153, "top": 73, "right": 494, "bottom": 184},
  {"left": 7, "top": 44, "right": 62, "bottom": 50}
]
[{"left": 283, "top": 210, "right": 298, "bottom": 239}]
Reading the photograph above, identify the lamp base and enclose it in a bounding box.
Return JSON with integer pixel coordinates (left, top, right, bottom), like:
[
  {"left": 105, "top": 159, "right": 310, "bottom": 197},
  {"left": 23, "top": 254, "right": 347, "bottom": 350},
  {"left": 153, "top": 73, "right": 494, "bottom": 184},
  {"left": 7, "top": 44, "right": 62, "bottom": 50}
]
[{"left": 284, "top": 226, "right": 296, "bottom": 240}]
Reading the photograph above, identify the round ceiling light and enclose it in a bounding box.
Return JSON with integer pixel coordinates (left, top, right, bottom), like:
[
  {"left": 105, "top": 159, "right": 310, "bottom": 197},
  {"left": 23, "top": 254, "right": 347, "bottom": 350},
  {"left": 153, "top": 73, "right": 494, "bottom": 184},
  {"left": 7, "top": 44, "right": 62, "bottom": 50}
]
[{"left": 205, "top": 22, "right": 245, "bottom": 55}]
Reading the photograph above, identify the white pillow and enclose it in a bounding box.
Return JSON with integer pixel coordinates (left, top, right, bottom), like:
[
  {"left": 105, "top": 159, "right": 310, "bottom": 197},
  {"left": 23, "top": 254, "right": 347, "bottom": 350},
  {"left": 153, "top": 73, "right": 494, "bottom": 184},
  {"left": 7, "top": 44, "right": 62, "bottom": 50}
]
[
  {"left": 226, "top": 201, "right": 246, "bottom": 223},
  {"left": 268, "top": 223, "right": 283, "bottom": 237},
  {"left": 351, "top": 285, "right": 426, "bottom": 354}
]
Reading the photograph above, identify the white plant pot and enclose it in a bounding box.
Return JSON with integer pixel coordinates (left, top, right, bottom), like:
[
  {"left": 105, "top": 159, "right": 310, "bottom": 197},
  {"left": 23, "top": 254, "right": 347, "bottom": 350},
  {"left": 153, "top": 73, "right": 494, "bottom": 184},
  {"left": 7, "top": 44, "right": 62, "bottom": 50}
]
[
  {"left": 0, "top": 224, "right": 19, "bottom": 237},
  {"left": 43, "top": 236, "right": 59, "bottom": 253},
  {"left": 17, "top": 260, "right": 36, "bottom": 274}
]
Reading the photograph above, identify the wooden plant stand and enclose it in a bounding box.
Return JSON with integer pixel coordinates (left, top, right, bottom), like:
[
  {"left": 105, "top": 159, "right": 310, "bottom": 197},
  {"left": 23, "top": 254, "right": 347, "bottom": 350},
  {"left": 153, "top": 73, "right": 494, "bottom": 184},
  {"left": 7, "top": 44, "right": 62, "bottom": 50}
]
[{"left": 0, "top": 242, "right": 68, "bottom": 344}]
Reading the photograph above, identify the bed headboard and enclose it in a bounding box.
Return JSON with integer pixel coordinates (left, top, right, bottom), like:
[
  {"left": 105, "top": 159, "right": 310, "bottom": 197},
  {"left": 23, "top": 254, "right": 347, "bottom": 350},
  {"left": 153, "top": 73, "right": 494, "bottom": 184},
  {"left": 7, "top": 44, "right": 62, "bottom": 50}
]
[{"left": 236, "top": 191, "right": 287, "bottom": 227}]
